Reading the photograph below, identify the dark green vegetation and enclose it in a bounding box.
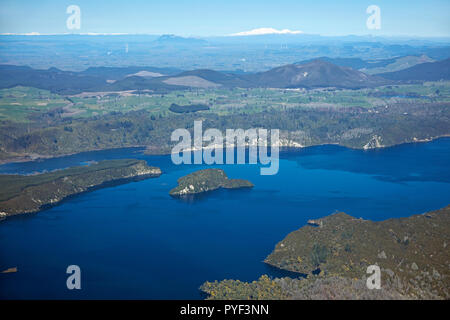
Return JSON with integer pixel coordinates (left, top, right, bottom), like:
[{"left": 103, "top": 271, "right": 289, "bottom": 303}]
[
  {"left": 221, "top": 178, "right": 254, "bottom": 189},
  {"left": 1, "top": 91, "right": 449, "bottom": 163},
  {"left": 0, "top": 159, "right": 161, "bottom": 217},
  {"left": 202, "top": 205, "right": 450, "bottom": 300},
  {"left": 169, "top": 169, "right": 253, "bottom": 196},
  {"left": 169, "top": 103, "right": 210, "bottom": 113}
]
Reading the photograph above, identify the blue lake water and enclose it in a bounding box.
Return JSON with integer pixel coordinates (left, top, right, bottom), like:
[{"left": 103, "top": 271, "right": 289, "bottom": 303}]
[{"left": 1, "top": 139, "right": 450, "bottom": 299}]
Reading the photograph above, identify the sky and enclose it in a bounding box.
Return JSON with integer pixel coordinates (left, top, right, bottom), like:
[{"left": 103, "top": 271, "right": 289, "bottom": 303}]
[{"left": 0, "top": 0, "right": 449, "bottom": 37}]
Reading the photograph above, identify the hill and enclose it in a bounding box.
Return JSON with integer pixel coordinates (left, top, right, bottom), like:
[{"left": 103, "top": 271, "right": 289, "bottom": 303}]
[
  {"left": 80, "top": 66, "right": 182, "bottom": 79},
  {"left": 167, "top": 69, "right": 251, "bottom": 87},
  {"left": 296, "top": 55, "right": 434, "bottom": 75},
  {"left": 0, "top": 60, "right": 394, "bottom": 93},
  {"left": 0, "top": 65, "right": 107, "bottom": 95},
  {"left": 162, "top": 60, "right": 391, "bottom": 89},
  {"left": 152, "top": 34, "right": 208, "bottom": 47},
  {"left": 378, "top": 58, "right": 450, "bottom": 81},
  {"left": 248, "top": 60, "right": 389, "bottom": 89}
]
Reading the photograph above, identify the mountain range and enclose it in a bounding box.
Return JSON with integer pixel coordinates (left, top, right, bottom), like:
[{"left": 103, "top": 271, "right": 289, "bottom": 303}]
[
  {"left": 0, "top": 58, "right": 448, "bottom": 94},
  {"left": 378, "top": 58, "right": 450, "bottom": 81},
  {"left": 295, "top": 55, "right": 435, "bottom": 75}
]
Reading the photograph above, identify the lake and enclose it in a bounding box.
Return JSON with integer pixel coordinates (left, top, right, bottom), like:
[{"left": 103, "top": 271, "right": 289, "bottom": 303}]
[{"left": 1, "top": 138, "right": 450, "bottom": 299}]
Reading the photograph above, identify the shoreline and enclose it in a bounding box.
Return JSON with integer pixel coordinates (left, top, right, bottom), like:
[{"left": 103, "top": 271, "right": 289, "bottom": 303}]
[
  {"left": 203, "top": 204, "right": 450, "bottom": 300},
  {"left": 0, "top": 173, "right": 159, "bottom": 221},
  {"left": 1, "top": 135, "right": 450, "bottom": 167},
  {"left": 0, "top": 159, "right": 162, "bottom": 218},
  {"left": 0, "top": 144, "right": 148, "bottom": 166}
]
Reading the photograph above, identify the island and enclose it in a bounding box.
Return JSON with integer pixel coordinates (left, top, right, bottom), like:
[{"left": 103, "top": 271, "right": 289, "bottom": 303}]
[
  {"left": 200, "top": 205, "right": 450, "bottom": 300},
  {"left": 169, "top": 168, "right": 253, "bottom": 197},
  {"left": 0, "top": 159, "right": 161, "bottom": 218}
]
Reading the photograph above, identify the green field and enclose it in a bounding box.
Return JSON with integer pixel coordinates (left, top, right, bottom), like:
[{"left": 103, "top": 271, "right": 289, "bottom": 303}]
[
  {"left": 0, "top": 86, "right": 68, "bottom": 122},
  {"left": 1, "top": 82, "right": 449, "bottom": 123}
]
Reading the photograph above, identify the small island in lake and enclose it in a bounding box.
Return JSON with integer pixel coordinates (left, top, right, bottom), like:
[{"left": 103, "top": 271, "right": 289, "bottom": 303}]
[
  {"left": 0, "top": 159, "right": 161, "bottom": 218},
  {"left": 201, "top": 205, "right": 450, "bottom": 300},
  {"left": 169, "top": 169, "right": 253, "bottom": 197}
]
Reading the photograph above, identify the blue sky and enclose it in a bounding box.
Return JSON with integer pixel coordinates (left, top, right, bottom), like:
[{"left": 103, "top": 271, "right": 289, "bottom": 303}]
[{"left": 0, "top": 0, "right": 449, "bottom": 37}]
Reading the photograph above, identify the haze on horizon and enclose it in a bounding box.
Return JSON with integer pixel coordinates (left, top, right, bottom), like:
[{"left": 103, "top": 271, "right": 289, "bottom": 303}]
[{"left": 0, "top": 0, "right": 449, "bottom": 38}]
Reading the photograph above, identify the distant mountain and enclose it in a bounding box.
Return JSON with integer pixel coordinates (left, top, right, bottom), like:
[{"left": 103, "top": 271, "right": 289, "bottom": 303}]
[
  {"left": 360, "top": 55, "right": 435, "bottom": 75},
  {"left": 165, "top": 60, "right": 390, "bottom": 89},
  {"left": 165, "top": 69, "right": 251, "bottom": 87},
  {"left": 0, "top": 60, "right": 393, "bottom": 93},
  {"left": 134, "top": 61, "right": 389, "bottom": 89},
  {"left": 230, "top": 28, "right": 303, "bottom": 36},
  {"left": 1, "top": 34, "right": 449, "bottom": 72},
  {"left": 108, "top": 69, "right": 234, "bottom": 90},
  {"left": 296, "top": 57, "right": 376, "bottom": 70},
  {"left": 106, "top": 76, "right": 188, "bottom": 91},
  {"left": 247, "top": 60, "right": 389, "bottom": 89},
  {"left": 2, "top": 57, "right": 447, "bottom": 96},
  {"left": 80, "top": 66, "right": 182, "bottom": 80},
  {"left": 0, "top": 65, "right": 107, "bottom": 95},
  {"left": 296, "top": 55, "right": 435, "bottom": 75},
  {"left": 0, "top": 65, "right": 184, "bottom": 94},
  {"left": 378, "top": 58, "right": 450, "bottom": 81},
  {"left": 152, "top": 34, "right": 208, "bottom": 47}
]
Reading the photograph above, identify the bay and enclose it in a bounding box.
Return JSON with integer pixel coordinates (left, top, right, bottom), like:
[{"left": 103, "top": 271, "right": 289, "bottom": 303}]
[{"left": 0, "top": 139, "right": 449, "bottom": 299}]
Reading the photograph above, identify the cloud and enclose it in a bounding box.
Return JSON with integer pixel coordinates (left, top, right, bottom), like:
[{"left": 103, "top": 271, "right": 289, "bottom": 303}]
[
  {"left": 1, "top": 32, "right": 41, "bottom": 36},
  {"left": 79, "top": 33, "right": 130, "bottom": 36},
  {"left": 0, "top": 32, "right": 131, "bottom": 36},
  {"left": 230, "top": 27, "right": 303, "bottom": 36}
]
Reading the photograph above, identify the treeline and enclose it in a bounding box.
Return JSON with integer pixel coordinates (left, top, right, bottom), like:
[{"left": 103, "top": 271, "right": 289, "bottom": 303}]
[
  {"left": 169, "top": 103, "right": 210, "bottom": 113},
  {"left": 0, "top": 102, "right": 449, "bottom": 161}
]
